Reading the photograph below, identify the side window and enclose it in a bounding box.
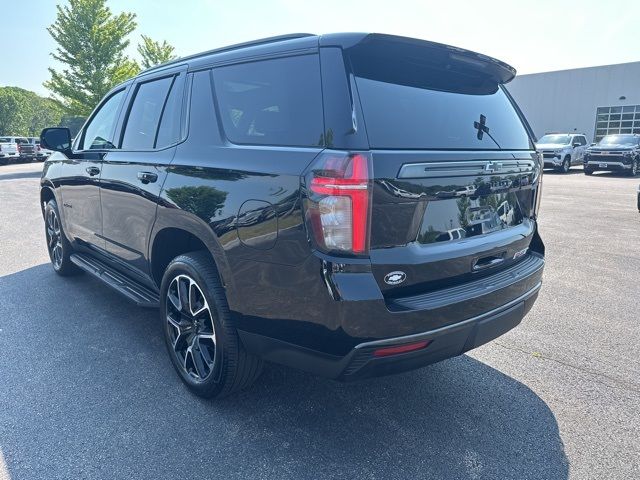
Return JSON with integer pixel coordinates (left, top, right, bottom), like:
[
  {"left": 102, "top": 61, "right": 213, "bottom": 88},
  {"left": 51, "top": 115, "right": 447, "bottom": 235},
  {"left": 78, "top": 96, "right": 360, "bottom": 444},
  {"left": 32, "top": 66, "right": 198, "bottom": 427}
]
[
  {"left": 121, "top": 76, "right": 173, "bottom": 150},
  {"left": 81, "top": 89, "right": 126, "bottom": 150},
  {"left": 155, "top": 76, "right": 184, "bottom": 148},
  {"left": 189, "top": 70, "right": 219, "bottom": 146},
  {"left": 578, "top": 136, "right": 587, "bottom": 146},
  {"left": 212, "top": 55, "right": 323, "bottom": 147}
]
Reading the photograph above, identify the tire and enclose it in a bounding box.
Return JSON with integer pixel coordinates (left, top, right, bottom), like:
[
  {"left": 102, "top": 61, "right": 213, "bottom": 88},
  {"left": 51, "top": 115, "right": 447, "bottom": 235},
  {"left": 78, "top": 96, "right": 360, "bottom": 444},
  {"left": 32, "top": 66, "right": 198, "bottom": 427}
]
[
  {"left": 44, "top": 199, "right": 81, "bottom": 276},
  {"left": 160, "top": 251, "right": 263, "bottom": 399},
  {"left": 628, "top": 159, "right": 638, "bottom": 177},
  {"left": 558, "top": 156, "right": 571, "bottom": 173},
  {"left": 584, "top": 168, "right": 594, "bottom": 176}
]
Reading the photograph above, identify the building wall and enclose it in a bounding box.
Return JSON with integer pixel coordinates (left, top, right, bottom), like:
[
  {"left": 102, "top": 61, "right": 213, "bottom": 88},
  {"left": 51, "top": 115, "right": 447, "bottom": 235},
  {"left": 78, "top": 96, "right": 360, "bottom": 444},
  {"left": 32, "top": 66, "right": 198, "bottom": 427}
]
[{"left": 506, "top": 62, "right": 640, "bottom": 142}]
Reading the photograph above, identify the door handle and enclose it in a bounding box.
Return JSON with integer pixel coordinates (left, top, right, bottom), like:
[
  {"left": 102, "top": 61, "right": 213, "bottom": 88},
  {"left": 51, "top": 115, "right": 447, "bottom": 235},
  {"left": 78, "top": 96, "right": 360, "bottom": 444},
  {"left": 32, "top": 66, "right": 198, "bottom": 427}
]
[
  {"left": 86, "top": 166, "right": 100, "bottom": 176},
  {"left": 137, "top": 171, "right": 158, "bottom": 184}
]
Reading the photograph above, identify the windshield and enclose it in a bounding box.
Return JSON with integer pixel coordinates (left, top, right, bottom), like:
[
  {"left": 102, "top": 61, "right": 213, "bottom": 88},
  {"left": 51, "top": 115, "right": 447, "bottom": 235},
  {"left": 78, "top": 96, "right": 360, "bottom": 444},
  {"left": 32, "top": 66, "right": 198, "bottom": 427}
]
[
  {"left": 538, "top": 134, "right": 570, "bottom": 145},
  {"left": 598, "top": 135, "right": 638, "bottom": 146}
]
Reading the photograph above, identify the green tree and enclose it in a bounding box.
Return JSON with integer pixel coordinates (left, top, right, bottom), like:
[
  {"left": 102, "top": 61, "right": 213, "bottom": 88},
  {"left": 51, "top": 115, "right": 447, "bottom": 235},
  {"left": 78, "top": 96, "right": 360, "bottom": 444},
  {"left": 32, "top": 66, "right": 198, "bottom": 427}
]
[
  {"left": 137, "top": 34, "right": 177, "bottom": 69},
  {"left": 0, "top": 87, "right": 64, "bottom": 136},
  {"left": 45, "top": 0, "right": 139, "bottom": 116},
  {"left": 0, "top": 88, "right": 27, "bottom": 135}
]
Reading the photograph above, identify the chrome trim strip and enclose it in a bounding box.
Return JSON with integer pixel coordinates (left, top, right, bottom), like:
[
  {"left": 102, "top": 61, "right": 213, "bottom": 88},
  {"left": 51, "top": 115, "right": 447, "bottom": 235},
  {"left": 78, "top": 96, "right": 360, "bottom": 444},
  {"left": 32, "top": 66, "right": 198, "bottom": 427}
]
[
  {"left": 587, "top": 161, "right": 629, "bottom": 168},
  {"left": 398, "top": 159, "right": 536, "bottom": 179},
  {"left": 354, "top": 282, "right": 542, "bottom": 349},
  {"left": 589, "top": 151, "right": 631, "bottom": 156}
]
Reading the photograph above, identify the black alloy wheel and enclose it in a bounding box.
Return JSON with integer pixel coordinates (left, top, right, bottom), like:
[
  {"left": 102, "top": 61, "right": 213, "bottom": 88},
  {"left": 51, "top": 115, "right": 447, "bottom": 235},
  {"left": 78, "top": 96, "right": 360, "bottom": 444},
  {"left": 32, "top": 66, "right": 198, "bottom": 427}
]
[
  {"left": 165, "top": 274, "right": 218, "bottom": 382},
  {"left": 44, "top": 199, "right": 80, "bottom": 276},
  {"left": 45, "top": 207, "right": 63, "bottom": 270},
  {"left": 160, "top": 252, "right": 263, "bottom": 398}
]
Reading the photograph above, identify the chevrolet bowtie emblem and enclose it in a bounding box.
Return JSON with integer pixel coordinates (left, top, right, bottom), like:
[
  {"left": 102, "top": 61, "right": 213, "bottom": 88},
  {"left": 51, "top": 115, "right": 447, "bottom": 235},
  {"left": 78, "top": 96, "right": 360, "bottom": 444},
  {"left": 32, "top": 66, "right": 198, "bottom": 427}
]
[{"left": 484, "top": 161, "right": 503, "bottom": 173}]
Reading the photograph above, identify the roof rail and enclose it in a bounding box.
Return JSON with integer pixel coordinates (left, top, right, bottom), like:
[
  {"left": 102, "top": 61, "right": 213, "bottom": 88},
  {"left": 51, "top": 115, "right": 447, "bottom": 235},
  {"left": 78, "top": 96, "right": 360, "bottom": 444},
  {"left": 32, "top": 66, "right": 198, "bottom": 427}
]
[{"left": 141, "top": 33, "right": 316, "bottom": 74}]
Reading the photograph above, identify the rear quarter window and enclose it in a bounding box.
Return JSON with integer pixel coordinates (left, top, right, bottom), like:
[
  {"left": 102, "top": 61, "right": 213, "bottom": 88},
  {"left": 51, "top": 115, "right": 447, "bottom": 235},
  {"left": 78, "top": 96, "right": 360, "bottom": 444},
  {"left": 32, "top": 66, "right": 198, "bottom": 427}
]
[{"left": 212, "top": 55, "right": 324, "bottom": 147}]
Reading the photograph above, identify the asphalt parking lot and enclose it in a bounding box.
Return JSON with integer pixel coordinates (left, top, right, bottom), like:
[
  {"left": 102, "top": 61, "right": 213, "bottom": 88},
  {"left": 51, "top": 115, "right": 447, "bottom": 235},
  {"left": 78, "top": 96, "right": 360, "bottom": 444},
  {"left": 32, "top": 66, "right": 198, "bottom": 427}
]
[{"left": 0, "top": 162, "right": 639, "bottom": 480}]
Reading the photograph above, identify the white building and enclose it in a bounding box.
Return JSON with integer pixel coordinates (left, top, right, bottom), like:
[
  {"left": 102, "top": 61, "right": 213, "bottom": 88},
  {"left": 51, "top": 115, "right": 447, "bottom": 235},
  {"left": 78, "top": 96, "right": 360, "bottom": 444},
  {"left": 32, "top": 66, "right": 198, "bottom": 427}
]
[{"left": 507, "top": 61, "right": 640, "bottom": 143}]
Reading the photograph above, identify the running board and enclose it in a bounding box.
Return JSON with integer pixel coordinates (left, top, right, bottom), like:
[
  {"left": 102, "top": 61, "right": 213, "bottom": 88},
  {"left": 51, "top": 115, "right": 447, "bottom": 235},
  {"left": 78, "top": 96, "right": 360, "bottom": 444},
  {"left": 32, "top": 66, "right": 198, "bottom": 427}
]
[{"left": 70, "top": 253, "right": 160, "bottom": 308}]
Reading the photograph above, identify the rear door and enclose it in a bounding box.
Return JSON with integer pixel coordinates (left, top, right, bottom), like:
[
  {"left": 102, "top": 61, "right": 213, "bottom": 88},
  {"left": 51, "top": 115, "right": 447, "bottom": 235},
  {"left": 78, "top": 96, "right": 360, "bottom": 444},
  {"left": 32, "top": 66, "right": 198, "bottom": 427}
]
[
  {"left": 573, "top": 135, "right": 587, "bottom": 163},
  {"left": 341, "top": 36, "right": 541, "bottom": 296},
  {"left": 99, "top": 69, "right": 186, "bottom": 284}
]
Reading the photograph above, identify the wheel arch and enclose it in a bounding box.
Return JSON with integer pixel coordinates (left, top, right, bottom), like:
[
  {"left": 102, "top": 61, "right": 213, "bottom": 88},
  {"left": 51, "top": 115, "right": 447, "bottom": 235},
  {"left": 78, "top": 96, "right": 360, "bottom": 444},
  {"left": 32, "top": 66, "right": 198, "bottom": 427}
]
[
  {"left": 40, "top": 184, "right": 56, "bottom": 214},
  {"left": 149, "top": 210, "right": 236, "bottom": 303}
]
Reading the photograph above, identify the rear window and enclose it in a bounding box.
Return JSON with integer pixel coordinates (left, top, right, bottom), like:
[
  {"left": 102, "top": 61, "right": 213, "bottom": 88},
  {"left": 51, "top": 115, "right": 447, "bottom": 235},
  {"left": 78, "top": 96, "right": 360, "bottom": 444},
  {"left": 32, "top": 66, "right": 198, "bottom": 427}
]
[
  {"left": 213, "top": 55, "right": 323, "bottom": 147},
  {"left": 349, "top": 49, "right": 532, "bottom": 150}
]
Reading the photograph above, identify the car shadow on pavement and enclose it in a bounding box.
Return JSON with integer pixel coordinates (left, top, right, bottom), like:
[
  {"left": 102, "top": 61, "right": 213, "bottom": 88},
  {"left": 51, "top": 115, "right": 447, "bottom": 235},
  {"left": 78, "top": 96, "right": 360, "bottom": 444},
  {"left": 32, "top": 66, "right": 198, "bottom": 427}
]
[
  {"left": 0, "top": 170, "right": 43, "bottom": 181},
  {"left": 0, "top": 264, "right": 569, "bottom": 480}
]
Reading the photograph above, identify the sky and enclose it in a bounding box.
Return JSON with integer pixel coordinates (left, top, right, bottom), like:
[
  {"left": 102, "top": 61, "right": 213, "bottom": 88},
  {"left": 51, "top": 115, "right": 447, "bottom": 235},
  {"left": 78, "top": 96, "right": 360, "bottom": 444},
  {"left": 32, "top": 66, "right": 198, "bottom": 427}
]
[{"left": 2, "top": 0, "right": 639, "bottom": 97}]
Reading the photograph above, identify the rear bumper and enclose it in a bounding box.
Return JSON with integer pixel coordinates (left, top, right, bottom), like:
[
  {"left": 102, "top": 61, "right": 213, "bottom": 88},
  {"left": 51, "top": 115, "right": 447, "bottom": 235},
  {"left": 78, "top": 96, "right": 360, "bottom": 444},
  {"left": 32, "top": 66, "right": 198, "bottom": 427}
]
[
  {"left": 236, "top": 251, "right": 544, "bottom": 380},
  {"left": 239, "top": 283, "right": 540, "bottom": 380}
]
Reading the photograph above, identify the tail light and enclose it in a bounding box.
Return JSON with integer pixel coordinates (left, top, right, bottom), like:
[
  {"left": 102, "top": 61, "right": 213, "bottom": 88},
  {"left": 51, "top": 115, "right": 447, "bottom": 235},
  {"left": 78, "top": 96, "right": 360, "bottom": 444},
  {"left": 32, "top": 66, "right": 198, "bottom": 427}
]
[
  {"left": 303, "top": 151, "right": 372, "bottom": 256},
  {"left": 533, "top": 152, "right": 544, "bottom": 217}
]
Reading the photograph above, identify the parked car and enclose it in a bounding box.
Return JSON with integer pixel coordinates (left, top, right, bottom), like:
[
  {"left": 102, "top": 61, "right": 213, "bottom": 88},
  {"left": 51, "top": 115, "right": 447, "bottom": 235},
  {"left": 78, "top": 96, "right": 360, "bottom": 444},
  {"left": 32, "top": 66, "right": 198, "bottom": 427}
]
[
  {"left": 14, "top": 136, "right": 36, "bottom": 162},
  {"left": 583, "top": 134, "right": 640, "bottom": 176},
  {"left": 536, "top": 133, "right": 588, "bottom": 173},
  {"left": 1, "top": 136, "right": 36, "bottom": 162},
  {"left": 39, "top": 33, "right": 545, "bottom": 399},
  {"left": 0, "top": 137, "right": 19, "bottom": 164},
  {"left": 27, "top": 136, "right": 52, "bottom": 161}
]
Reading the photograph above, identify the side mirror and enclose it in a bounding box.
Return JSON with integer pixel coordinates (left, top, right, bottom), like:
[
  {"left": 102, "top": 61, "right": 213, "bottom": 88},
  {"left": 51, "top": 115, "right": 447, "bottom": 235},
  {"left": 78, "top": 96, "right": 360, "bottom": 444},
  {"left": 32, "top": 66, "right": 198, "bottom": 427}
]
[
  {"left": 572, "top": 142, "right": 581, "bottom": 148},
  {"left": 590, "top": 142, "right": 597, "bottom": 146},
  {"left": 41, "top": 127, "right": 72, "bottom": 153}
]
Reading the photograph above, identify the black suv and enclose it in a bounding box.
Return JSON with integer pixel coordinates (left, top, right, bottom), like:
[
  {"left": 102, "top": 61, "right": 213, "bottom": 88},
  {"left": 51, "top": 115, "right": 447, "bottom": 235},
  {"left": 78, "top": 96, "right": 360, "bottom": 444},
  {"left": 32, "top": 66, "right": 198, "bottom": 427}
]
[
  {"left": 40, "top": 33, "right": 545, "bottom": 398},
  {"left": 583, "top": 134, "right": 640, "bottom": 176}
]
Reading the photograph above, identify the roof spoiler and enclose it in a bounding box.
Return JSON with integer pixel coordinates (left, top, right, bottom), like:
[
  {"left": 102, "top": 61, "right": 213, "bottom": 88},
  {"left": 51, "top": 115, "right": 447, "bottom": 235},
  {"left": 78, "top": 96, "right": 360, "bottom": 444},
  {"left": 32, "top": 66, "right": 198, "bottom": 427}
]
[{"left": 320, "top": 33, "right": 517, "bottom": 84}]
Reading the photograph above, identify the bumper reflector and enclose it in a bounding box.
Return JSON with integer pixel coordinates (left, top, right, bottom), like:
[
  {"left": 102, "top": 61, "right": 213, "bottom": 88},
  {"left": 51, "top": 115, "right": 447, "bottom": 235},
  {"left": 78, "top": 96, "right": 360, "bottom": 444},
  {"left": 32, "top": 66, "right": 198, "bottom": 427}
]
[{"left": 373, "top": 340, "right": 431, "bottom": 357}]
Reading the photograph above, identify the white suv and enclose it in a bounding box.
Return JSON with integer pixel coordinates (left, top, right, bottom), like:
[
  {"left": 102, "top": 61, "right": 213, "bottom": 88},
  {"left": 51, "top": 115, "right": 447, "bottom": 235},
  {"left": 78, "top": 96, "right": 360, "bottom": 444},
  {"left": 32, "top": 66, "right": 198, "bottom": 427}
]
[{"left": 536, "top": 133, "right": 588, "bottom": 173}]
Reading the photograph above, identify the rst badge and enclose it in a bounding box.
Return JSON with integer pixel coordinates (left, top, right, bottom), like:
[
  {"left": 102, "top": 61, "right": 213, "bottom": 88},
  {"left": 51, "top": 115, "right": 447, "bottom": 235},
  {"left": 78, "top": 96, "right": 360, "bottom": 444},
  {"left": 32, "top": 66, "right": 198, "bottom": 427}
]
[
  {"left": 384, "top": 271, "right": 406, "bottom": 285},
  {"left": 513, "top": 247, "right": 528, "bottom": 260}
]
